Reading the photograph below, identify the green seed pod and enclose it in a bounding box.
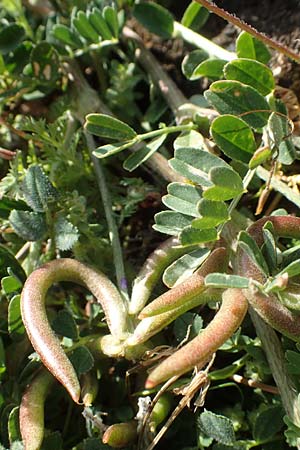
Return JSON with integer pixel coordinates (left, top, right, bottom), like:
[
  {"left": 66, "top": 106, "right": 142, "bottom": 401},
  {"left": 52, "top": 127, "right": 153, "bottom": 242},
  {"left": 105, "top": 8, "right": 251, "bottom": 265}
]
[
  {"left": 81, "top": 371, "right": 99, "bottom": 406},
  {"left": 102, "top": 420, "right": 138, "bottom": 448},
  {"left": 19, "top": 369, "right": 53, "bottom": 450},
  {"left": 21, "top": 258, "right": 128, "bottom": 402},
  {"left": 149, "top": 393, "right": 172, "bottom": 432}
]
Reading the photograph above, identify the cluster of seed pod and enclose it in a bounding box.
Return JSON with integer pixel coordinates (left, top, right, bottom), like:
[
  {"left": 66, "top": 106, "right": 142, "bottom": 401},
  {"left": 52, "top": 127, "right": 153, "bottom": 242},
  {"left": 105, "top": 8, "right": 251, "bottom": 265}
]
[{"left": 19, "top": 215, "right": 300, "bottom": 449}]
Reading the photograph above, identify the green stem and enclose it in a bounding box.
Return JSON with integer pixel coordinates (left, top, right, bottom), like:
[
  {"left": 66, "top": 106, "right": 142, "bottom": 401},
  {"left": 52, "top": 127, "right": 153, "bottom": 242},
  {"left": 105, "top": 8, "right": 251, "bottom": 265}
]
[
  {"left": 84, "top": 131, "right": 129, "bottom": 303},
  {"left": 249, "top": 308, "right": 300, "bottom": 449},
  {"left": 137, "top": 123, "right": 197, "bottom": 142},
  {"left": 173, "top": 21, "right": 235, "bottom": 61}
]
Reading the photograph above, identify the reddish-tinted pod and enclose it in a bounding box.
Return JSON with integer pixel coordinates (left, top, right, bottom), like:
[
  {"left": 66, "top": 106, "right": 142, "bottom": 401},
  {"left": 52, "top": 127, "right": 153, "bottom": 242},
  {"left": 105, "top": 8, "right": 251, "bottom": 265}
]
[
  {"left": 127, "top": 288, "right": 213, "bottom": 347},
  {"left": 145, "top": 288, "right": 248, "bottom": 388},
  {"left": 19, "top": 369, "right": 53, "bottom": 450},
  {"left": 139, "top": 247, "right": 227, "bottom": 317},
  {"left": 243, "top": 285, "right": 300, "bottom": 341},
  {"left": 102, "top": 420, "right": 138, "bottom": 448},
  {"left": 248, "top": 216, "right": 300, "bottom": 245},
  {"left": 21, "top": 258, "right": 128, "bottom": 403},
  {"left": 129, "top": 237, "right": 193, "bottom": 315},
  {"left": 237, "top": 216, "right": 300, "bottom": 340}
]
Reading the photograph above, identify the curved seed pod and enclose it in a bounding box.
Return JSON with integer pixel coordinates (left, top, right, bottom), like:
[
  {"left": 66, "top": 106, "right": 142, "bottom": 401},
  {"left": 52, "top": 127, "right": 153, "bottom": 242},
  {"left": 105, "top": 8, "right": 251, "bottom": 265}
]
[
  {"left": 21, "top": 258, "right": 127, "bottom": 403},
  {"left": 127, "top": 290, "right": 216, "bottom": 347},
  {"left": 145, "top": 288, "right": 248, "bottom": 388},
  {"left": 102, "top": 420, "right": 138, "bottom": 448},
  {"left": 129, "top": 237, "right": 197, "bottom": 315},
  {"left": 139, "top": 247, "right": 228, "bottom": 318},
  {"left": 139, "top": 272, "right": 206, "bottom": 319},
  {"left": 248, "top": 216, "right": 300, "bottom": 244},
  {"left": 243, "top": 286, "right": 300, "bottom": 341},
  {"left": 237, "top": 216, "right": 300, "bottom": 281},
  {"left": 237, "top": 215, "right": 300, "bottom": 340},
  {"left": 19, "top": 369, "right": 53, "bottom": 450}
]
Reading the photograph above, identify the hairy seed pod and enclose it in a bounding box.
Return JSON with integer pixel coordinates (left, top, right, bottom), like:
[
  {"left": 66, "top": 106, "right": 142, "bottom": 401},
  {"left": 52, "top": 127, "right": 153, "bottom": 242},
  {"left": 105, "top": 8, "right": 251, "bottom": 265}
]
[
  {"left": 237, "top": 216, "right": 300, "bottom": 340},
  {"left": 243, "top": 285, "right": 300, "bottom": 341},
  {"left": 145, "top": 288, "right": 248, "bottom": 388},
  {"left": 139, "top": 247, "right": 227, "bottom": 318},
  {"left": 102, "top": 420, "right": 138, "bottom": 448},
  {"left": 127, "top": 289, "right": 214, "bottom": 347},
  {"left": 129, "top": 237, "right": 195, "bottom": 315},
  {"left": 19, "top": 369, "right": 53, "bottom": 450},
  {"left": 21, "top": 258, "right": 127, "bottom": 402}
]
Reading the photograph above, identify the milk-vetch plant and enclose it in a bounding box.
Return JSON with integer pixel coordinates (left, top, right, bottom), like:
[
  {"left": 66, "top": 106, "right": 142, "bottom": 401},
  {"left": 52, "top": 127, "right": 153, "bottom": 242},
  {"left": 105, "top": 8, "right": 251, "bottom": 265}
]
[{"left": 2, "top": 0, "right": 300, "bottom": 449}]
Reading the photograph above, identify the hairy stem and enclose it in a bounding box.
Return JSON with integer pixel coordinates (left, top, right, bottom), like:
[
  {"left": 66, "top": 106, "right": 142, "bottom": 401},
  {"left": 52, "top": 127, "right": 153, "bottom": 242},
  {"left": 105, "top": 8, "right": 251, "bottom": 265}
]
[{"left": 194, "top": 0, "right": 300, "bottom": 63}]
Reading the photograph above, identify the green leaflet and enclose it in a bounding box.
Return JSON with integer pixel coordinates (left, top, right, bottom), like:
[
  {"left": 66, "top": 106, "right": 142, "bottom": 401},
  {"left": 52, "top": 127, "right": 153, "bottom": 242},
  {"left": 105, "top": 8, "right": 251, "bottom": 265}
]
[
  {"left": 162, "top": 182, "right": 202, "bottom": 217},
  {"left": 73, "top": 11, "right": 100, "bottom": 43},
  {"left": 204, "top": 80, "right": 270, "bottom": 129},
  {"left": 192, "top": 58, "right": 227, "bottom": 81},
  {"left": 180, "top": 226, "right": 217, "bottom": 246},
  {"left": 181, "top": 49, "right": 209, "bottom": 80},
  {"left": 204, "top": 166, "right": 244, "bottom": 201},
  {"left": 0, "top": 24, "right": 25, "bottom": 55},
  {"left": 211, "top": 115, "right": 256, "bottom": 163},
  {"left": 224, "top": 58, "right": 275, "bottom": 96},
  {"left": 52, "top": 24, "right": 83, "bottom": 47},
  {"left": 133, "top": 2, "right": 174, "bottom": 38},
  {"left": 153, "top": 211, "right": 192, "bottom": 236},
  {"left": 236, "top": 31, "right": 271, "bottom": 64},
  {"left": 163, "top": 248, "right": 210, "bottom": 288},
  {"left": 197, "top": 410, "right": 236, "bottom": 446},
  {"left": 181, "top": 2, "right": 210, "bottom": 31},
  {"left": 192, "top": 199, "right": 229, "bottom": 229},
  {"left": 205, "top": 273, "right": 250, "bottom": 289},
  {"left": 123, "top": 134, "right": 166, "bottom": 171},
  {"left": 85, "top": 113, "right": 137, "bottom": 141},
  {"left": 9, "top": 210, "right": 47, "bottom": 241},
  {"left": 22, "top": 165, "right": 58, "bottom": 212}
]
